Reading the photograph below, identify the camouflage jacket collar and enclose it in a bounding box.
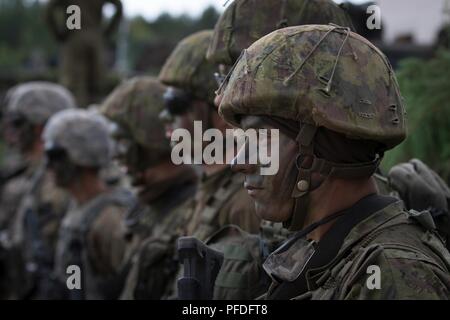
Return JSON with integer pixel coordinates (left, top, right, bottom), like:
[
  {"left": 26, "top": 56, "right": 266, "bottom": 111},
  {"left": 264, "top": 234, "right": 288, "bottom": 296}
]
[
  {"left": 338, "top": 199, "right": 405, "bottom": 254},
  {"left": 265, "top": 194, "right": 403, "bottom": 299},
  {"left": 303, "top": 199, "right": 406, "bottom": 289}
]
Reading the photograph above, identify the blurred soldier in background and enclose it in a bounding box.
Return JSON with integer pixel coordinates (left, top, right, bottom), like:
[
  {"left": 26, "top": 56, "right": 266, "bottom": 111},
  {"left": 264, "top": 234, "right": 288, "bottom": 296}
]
[
  {"left": 219, "top": 25, "right": 450, "bottom": 299},
  {"left": 205, "top": 0, "right": 355, "bottom": 300},
  {"left": 158, "top": 30, "right": 261, "bottom": 299},
  {"left": 45, "top": 0, "right": 123, "bottom": 107},
  {"left": 207, "top": 0, "right": 354, "bottom": 79},
  {"left": 159, "top": 30, "right": 260, "bottom": 241},
  {"left": 0, "top": 82, "right": 75, "bottom": 299},
  {"left": 45, "top": 109, "right": 135, "bottom": 299},
  {"left": 101, "top": 76, "right": 198, "bottom": 300}
]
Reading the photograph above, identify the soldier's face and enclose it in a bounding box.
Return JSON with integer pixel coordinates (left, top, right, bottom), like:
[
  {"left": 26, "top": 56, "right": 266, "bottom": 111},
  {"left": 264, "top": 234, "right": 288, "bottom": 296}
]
[
  {"left": 231, "top": 116, "right": 297, "bottom": 222},
  {"left": 164, "top": 109, "right": 197, "bottom": 144},
  {"left": 162, "top": 100, "right": 212, "bottom": 153},
  {"left": 46, "top": 148, "right": 79, "bottom": 188},
  {"left": 2, "top": 113, "right": 36, "bottom": 152}
]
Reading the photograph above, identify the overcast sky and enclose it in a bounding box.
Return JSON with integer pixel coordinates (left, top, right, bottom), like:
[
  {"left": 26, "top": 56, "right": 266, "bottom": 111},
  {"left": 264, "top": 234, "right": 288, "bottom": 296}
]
[{"left": 120, "top": 0, "right": 368, "bottom": 19}]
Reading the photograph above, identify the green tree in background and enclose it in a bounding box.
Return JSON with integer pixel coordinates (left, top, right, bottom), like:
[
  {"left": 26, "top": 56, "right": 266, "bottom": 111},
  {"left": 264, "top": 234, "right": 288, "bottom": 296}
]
[
  {"left": 0, "top": 1, "right": 219, "bottom": 77},
  {"left": 128, "top": 6, "right": 219, "bottom": 73},
  {"left": 0, "top": 0, "right": 56, "bottom": 72},
  {"left": 382, "top": 50, "right": 450, "bottom": 182}
]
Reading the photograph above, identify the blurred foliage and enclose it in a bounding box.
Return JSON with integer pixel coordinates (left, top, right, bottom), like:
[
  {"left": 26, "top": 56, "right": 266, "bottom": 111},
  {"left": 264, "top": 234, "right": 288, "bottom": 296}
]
[
  {"left": 0, "top": 0, "right": 219, "bottom": 77},
  {"left": 128, "top": 6, "right": 219, "bottom": 74},
  {"left": 382, "top": 50, "right": 450, "bottom": 182},
  {"left": 0, "top": 0, "right": 57, "bottom": 72},
  {"left": 0, "top": 0, "right": 220, "bottom": 162}
]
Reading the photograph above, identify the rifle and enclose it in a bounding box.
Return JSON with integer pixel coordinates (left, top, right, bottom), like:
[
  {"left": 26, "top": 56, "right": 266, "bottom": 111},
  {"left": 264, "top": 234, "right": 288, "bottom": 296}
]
[{"left": 177, "top": 236, "right": 224, "bottom": 300}]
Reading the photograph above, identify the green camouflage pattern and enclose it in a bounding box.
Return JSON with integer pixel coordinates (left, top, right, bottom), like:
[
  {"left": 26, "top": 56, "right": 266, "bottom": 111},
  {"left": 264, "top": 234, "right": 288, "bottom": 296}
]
[
  {"left": 5, "top": 82, "right": 76, "bottom": 125},
  {"left": 159, "top": 30, "right": 217, "bottom": 105},
  {"left": 207, "top": 0, "right": 354, "bottom": 65},
  {"left": 206, "top": 225, "right": 272, "bottom": 300},
  {"left": 120, "top": 193, "right": 196, "bottom": 300},
  {"left": 219, "top": 25, "right": 406, "bottom": 150},
  {"left": 263, "top": 201, "right": 450, "bottom": 299},
  {"left": 101, "top": 76, "right": 170, "bottom": 154},
  {"left": 43, "top": 109, "right": 113, "bottom": 168}
]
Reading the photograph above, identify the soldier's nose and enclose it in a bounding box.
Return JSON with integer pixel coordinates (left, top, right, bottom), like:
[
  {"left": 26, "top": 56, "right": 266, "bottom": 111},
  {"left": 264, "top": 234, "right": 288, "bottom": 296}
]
[{"left": 231, "top": 156, "right": 258, "bottom": 174}]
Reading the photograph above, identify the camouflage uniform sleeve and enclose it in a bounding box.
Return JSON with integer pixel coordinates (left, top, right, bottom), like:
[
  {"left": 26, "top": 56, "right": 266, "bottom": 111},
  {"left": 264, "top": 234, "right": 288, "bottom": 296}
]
[
  {"left": 342, "top": 248, "right": 450, "bottom": 300},
  {"left": 86, "top": 205, "right": 128, "bottom": 275},
  {"left": 219, "top": 188, "right": 261, "bottom": 234}
]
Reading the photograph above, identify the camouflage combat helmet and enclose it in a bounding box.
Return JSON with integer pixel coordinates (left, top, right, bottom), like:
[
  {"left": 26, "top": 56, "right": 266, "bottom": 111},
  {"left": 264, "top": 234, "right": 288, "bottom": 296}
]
[
  {"left": 43, "top": 109, "right": 113, "bottom": 168},
  {"left": 207, "top": 0, "right": 354, "bottom": 66},
  {"left": 100, "top": 76, "right": 170, "bottom": 158},
  {"left": 220, "top": 25, "right": 407, "bottom": 231},
  {"left": 220, "top": 25, "right": 406, "bottom": 149},
  {"left": 5, "top": 81, "right": 76, "bottom": 125},
  {"left": 159, "top": 30, "right": 217, "bottom": 105}
]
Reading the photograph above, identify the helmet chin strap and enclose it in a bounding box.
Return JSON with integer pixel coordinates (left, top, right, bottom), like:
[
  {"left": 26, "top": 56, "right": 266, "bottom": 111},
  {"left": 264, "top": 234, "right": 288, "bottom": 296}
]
[
  {"left": 284, "top": 123, "right": 318, "bottom": 231},
  {"left": 284, "top": 122, "right": 383, "bottom": 232}
]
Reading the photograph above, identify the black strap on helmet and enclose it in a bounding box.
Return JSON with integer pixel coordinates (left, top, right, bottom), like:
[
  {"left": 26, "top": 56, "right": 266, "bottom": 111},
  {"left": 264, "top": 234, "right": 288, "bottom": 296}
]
[{"left": 286, "top": 122, "right": 382, "bottom": 231}]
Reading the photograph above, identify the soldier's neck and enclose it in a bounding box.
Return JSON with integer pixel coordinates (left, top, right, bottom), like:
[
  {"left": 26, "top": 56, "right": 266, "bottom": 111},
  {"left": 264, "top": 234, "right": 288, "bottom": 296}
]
[
  {"left": 305, "top": 176, "right": 378, "bottom": 241},
  {"left": 70, "top": 174, "right": 108, "bottom": 205}
]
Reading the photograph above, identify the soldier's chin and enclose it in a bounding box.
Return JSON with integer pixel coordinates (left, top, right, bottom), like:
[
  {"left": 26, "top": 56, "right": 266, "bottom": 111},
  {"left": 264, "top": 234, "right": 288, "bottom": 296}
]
[
  {"left": 255, "top": 200, "right": 292, "bottom": 223},
  {"left": 254, "top": 202, "right": 277, "bottom": 222}
]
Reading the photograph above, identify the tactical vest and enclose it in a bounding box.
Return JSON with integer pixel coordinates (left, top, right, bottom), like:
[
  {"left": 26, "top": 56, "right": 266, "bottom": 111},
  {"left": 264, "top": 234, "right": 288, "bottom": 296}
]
[
  {"left": 191, "top": 169, "right": 245, "bottom": 241},
  {"left": 57, "top": 188, "right": 136, "bottom": 300},
  {"left": 7, "top": 161, "right": 69, "bottom": 299},
  {"left": 122, "top": 183, "right": 197, "bottom": 300},
  {"left": 205, "top": 225, "right": 271, "bottom": 300}
]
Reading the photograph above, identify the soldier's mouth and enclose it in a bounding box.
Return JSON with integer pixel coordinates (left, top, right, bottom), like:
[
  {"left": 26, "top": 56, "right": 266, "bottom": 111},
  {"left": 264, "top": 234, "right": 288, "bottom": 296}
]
[{"left": 244, "top": 182, "right": 264, "bottom": 197}]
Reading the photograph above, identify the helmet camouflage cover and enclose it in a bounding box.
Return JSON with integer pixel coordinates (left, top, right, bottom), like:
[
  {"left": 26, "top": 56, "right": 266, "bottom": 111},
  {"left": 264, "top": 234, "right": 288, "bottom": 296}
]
[
  {"left": 159, "top": 30, "right": 217, "bottom": 105},
  {"left": 219, "top": 25, "right": 406, "bottom": 150},
  {"left": 43, "top": 109, "right": 113, "bottom": 168},
  {"left": 5, "top": 81, "right": 76, "bottom": 125},
  {"left": 207, "top": 0, "right": 355, "bottom": 66},
  {"left": 100, "top": 76, "right": 170, "bottom": 156}
]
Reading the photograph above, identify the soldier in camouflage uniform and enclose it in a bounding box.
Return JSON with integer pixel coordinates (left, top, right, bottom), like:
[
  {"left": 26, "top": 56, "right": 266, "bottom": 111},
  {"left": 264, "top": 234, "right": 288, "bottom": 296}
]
[
  {"left": 0, "top": 82, "right": 75, "bottom": 299},
  {"left": 45, "top": 109, "right": 135, "bottom": 299},
  {"left": 101, "top": 76, "right": 198, "bottom": 300},
  {"left": 158, "top": 30, "right": 262, "bottom": 299},
  {"left": 207, "top": 0, "right": 354, "bottom": 90},
  {"left": 219, "top": 25, "right": 450, "bottom": 299},
  {"left": 205, "top": 0, "right": 355, "bottom": 300},
  {"left": 159, "top": 30, "right": 260, "bottom": 241},
  {"left": 45, "top": 0, "right": 123, "bottom": 107}
]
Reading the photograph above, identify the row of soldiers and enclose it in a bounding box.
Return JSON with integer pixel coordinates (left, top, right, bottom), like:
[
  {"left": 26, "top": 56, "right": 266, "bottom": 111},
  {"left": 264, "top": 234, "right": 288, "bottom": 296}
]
[{"left": 1, "top": 0, "right": 450, "bottom": 300}]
